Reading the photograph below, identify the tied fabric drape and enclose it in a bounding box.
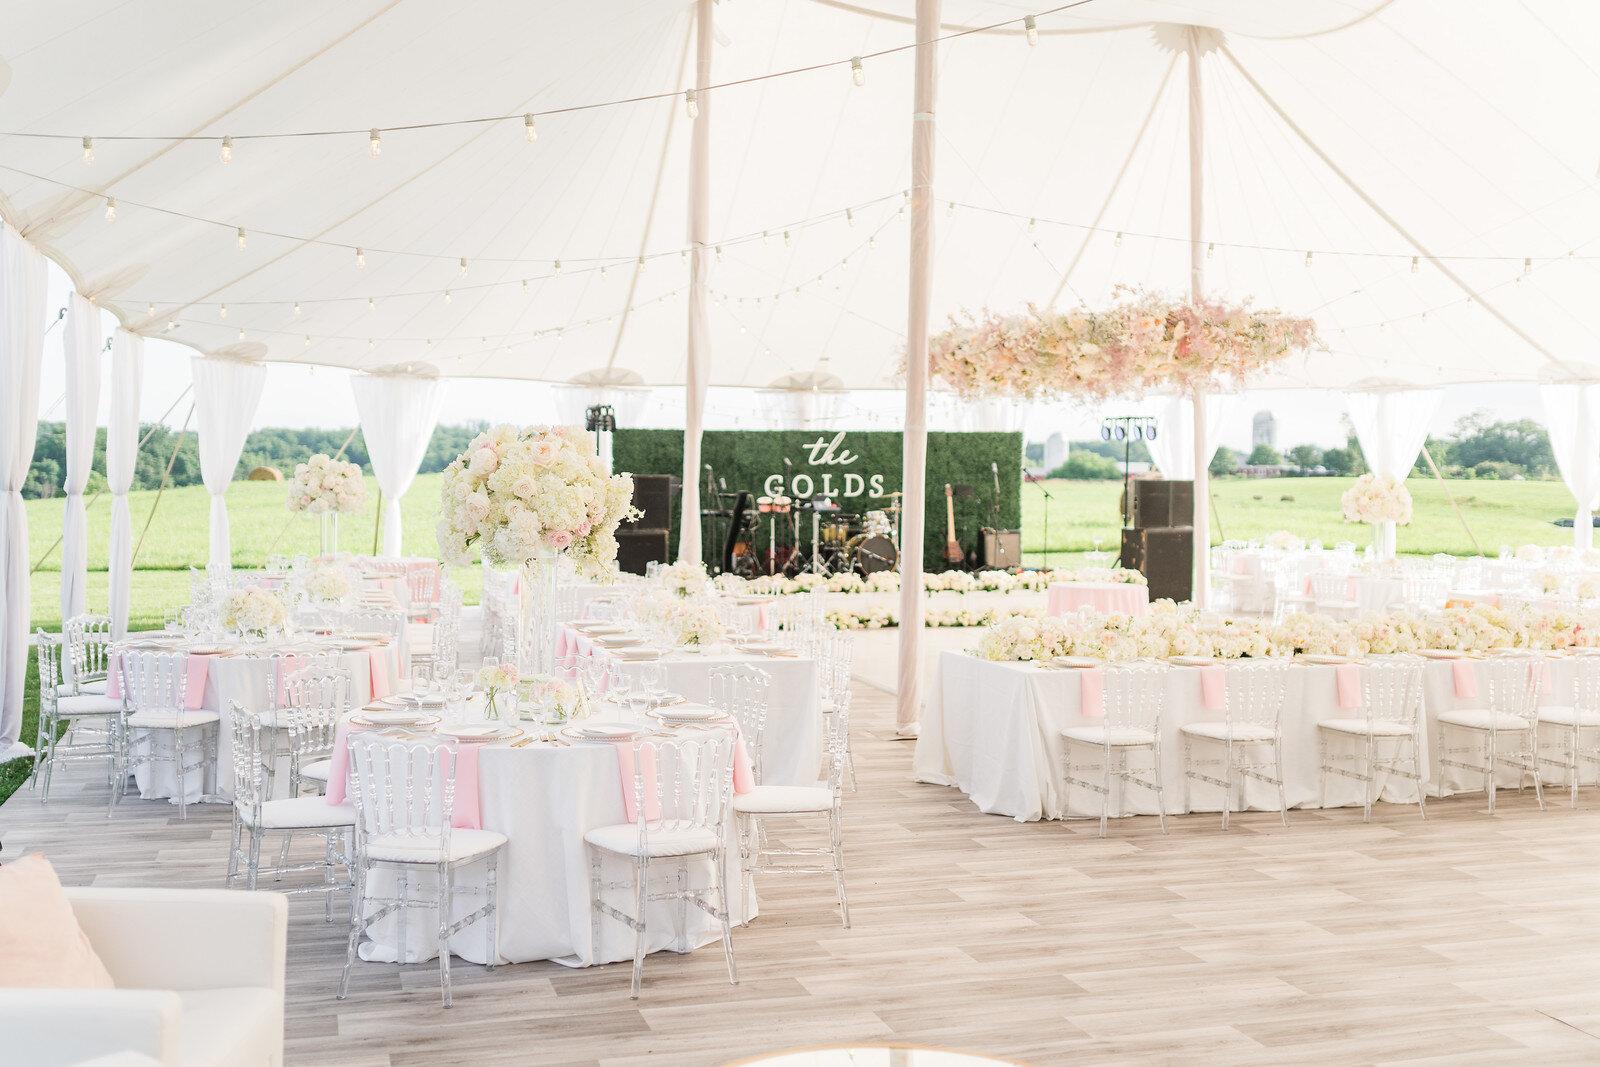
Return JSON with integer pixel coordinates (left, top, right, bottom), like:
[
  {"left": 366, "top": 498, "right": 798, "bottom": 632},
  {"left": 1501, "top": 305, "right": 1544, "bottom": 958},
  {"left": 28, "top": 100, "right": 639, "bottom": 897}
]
[
  {"left": 60, "top": 293, "right": 103, "bottom": 629},
  {"left": 192, "top": 356, "right": 266, "bottom": 571},
  {"left": 107, "top": 331, "right": 144, "bottom": 638},
  {"left": 0, "top": 223, "right": 46, "bottom": 755},
  {"left": 1344, "top": 389, "right": 1441, "bottom": 479},
  {"left": 1540, "top": 382, "right": 1600, "bottom": 550},
  {"left": 1144, "top": 394, "right": 1237, "bottom": 479},
  {"left": 351, "top": 372, "right": 447, "bottom": 557}
]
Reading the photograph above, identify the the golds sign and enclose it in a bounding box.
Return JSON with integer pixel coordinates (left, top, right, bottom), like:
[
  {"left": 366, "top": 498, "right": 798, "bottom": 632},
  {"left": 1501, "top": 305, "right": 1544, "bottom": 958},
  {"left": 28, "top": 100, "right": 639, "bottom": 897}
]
[{"left": 761, "top": 432, "right": 889, "bottom": 500}]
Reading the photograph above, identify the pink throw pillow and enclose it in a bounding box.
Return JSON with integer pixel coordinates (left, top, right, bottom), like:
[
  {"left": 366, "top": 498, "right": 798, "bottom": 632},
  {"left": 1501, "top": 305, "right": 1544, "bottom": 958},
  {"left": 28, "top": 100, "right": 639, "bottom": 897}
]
[{"left": 0, "top": 854, "right": 114, "bottom": 988}]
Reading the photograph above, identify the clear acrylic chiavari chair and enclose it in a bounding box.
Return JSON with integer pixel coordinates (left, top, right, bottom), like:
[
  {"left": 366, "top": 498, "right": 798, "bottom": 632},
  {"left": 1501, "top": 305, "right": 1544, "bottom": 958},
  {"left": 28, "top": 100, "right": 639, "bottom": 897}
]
[
  {"left": 226, "top": 700, "right": 355, "bottom": 915},
  {"left": 30, "top": 630, "right": 122, "bottom": 802},
  {"left": 707, "top": 664, "right": 772, "bottom": 784},
  {"left": 62, "top": 613, "right": 114, "bottom": 695},
  {"left": 339, "top": 736, "right": 506, "bottom": 1008},
  {"left": 585, "top": 731, "right": 738, "bottom": 999},
  {"left": 1062, "top": 661, "right": 1170, "bottom": 837},
  {"left": 1317, "top": 655, "right": 1428, "bottom": 821},
  {"left": 112, "top": 649, "right": 220, "bottom": 820},
  {"left": 1180, "top": 659, "right": 1292, "bottom": 830},
  {"left": 1536, "top": 655, "right": 1600, "bottom": 807},
  {"left": 1436, "top": 653, "right": 1546, "bottom": 814},
  {"left": 816, "top": 630, "right": 856, "bottom": 789},
  {"left": 280, "top": 666, "right": 353, "bottom": 796}
]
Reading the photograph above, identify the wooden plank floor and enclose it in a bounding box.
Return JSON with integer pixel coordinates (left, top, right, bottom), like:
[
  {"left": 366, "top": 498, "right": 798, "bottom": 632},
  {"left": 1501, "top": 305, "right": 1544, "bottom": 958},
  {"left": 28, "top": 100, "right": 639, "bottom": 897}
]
[{"left": 6, "top": 682, "right": 1600, "bottom": 1065}]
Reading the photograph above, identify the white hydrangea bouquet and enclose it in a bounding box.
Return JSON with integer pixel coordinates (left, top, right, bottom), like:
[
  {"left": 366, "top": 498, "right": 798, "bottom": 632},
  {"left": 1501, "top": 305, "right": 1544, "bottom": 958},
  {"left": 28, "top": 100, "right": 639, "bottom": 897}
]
[
  {"left": 1340, "top": 473, "right": 1413, "bottom": 525},
  {"left": 661, "top": 560, "right": 712, "bottom": 598},
  {"left": 219, "top": 586, "right": 288, "bottom": 639},
  {"left": 436, "top": 423, "right": 639, "bottom": 576},
  {"left": 520, "top": 672, "right": 584, "bottom": 723},
  {"left": 667, "top": 603, "right": 726, "bottom": 649},
  {"left": 302, "top": 563, "right": 353, "bottom": 604},
  {"left": 286, "top": 454, "right": 366, "bottom": 514}
]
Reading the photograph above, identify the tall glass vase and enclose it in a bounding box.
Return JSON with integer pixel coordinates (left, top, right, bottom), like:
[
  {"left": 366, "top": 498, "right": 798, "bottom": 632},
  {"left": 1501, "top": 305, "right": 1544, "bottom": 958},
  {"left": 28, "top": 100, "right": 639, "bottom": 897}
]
[
  {"left": 319, "top": 511, "right": 339, "bottom": 557},
  {"left": 1370, "top": 520, "right": 1396, "bottom": 562},
  {"left": 518, "top": 555, "right": 560, "bottom": 677}
]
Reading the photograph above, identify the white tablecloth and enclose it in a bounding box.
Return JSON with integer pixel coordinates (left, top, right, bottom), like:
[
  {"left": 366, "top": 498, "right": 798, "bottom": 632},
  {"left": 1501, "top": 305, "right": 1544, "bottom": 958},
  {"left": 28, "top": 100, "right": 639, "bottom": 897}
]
[{"left": 914, "top": 651, "right": 1586, "bottom": 822}]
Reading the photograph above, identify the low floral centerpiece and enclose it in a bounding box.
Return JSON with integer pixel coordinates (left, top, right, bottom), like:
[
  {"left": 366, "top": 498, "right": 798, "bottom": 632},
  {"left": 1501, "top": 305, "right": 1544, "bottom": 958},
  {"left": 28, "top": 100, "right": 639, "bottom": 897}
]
[
  {"left": 661, "top": 560, "right": 713, "bottom": 599},
  {"left": 286, "top": 454, "right": 366, "bottom": 555},
  {"left": 667, "top": 603, "right": 727, "bottom": 650},
  {"left": 521, "top": 673, "right": 584, "bottom": 723},
  {"left": 219, "top": 586, "right": 288, "bottom": 641},
  {"left": 302, "top": 563, "right": 353, "bottom": 605},
  {"left": 476, "top": 661, "right": 520, "bottom": 720}
]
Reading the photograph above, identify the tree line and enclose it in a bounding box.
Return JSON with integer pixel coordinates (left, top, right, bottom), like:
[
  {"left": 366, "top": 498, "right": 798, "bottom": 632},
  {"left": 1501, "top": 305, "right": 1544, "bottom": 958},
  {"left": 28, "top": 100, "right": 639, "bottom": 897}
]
[{"left": 22, "top": 420, "right": 490, "bottom": 500}]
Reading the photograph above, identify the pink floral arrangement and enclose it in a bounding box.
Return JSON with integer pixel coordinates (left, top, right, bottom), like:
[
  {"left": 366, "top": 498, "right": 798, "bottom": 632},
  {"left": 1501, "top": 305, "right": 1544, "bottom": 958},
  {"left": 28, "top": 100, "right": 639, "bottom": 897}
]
[{"left": 926, "top": 289, "right": 1321, "bottom": 402}]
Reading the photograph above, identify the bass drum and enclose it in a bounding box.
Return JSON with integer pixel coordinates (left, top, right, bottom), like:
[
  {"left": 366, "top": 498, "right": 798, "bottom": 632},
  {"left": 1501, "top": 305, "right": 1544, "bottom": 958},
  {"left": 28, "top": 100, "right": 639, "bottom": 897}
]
[{"left": 848, "top": 534, "right": 899, "bottom": 575}]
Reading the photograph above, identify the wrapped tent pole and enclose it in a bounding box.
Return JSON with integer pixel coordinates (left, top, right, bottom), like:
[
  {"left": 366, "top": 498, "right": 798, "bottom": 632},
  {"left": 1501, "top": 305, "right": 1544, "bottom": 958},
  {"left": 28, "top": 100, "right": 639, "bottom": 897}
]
[
  {"left": 1187, "top": 25, "right": 1211, "bottom": 609},
  {"left": 679, "top": 0, "right": 713, "bottom": 564},
  {"left": 896, "top": 0, "right": 940, "bottom": 735}
]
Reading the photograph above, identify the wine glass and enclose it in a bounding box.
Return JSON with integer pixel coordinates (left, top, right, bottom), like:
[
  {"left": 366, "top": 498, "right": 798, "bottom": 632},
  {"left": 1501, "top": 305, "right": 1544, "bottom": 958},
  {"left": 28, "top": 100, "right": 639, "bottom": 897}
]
[{"left": 638, "top": 662, "right": 667, "bottom": 706}]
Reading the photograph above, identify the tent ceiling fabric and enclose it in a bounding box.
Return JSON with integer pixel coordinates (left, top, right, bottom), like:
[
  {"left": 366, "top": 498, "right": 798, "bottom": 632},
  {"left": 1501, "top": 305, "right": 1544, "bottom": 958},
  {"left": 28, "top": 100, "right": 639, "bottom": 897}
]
[{"left": 1, "top": 1, "right": 1598, "bottom": 390}]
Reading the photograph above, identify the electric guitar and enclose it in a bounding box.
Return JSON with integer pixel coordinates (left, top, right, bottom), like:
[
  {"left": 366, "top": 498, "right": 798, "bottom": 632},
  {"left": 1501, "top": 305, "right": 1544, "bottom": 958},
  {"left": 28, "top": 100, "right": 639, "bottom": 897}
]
[{"left": 944, "top": 484, "right": 963, "bottom": 565}]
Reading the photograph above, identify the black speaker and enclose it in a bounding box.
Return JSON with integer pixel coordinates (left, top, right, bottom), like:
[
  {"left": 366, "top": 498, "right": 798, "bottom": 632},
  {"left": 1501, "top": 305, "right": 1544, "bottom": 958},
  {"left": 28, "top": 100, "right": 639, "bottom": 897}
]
[
  {"left": 1131, "top": 480, "right": 1194, "bottom": 529},
  {"left": 1121, "top": 526, "right": 1193, "bottom": 603},
  {"left": 631, "top": 474, "right": 674, "bottom": 531},
  {"left": 616, "top": 529, "right": 669, "bottom": 576}
]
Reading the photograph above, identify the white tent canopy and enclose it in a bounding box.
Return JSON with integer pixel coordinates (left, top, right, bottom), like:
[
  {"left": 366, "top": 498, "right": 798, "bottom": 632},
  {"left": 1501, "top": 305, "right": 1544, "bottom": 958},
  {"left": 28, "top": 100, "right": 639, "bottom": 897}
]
[{"left": 2, "top": 1, "right": 1599, "bottom": 392}]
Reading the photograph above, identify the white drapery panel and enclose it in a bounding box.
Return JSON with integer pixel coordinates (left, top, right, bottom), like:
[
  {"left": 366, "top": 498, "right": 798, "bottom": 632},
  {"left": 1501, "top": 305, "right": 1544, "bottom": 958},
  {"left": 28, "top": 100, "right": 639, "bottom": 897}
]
[
  {"left": 192, "top": 356, "right": 266, "bottom": 571},
  {"left": 1143, "top": 394, "right": 1237, "bottom": 479},
  {"left": 107, "top": 331, "right": 144, "bottom": 638},
  {"left": 0, "top": 223, "right": 46, "bottom": 754},
  {"left": 351, "top": 372, "right": 447, "bottom": 557},
  {"left": 60, "top": 293, "right": 103, "bottom": 628},
  {"left": 1344, "top": 388, "right": 1441, "bottom": 479},
  {"left": 1540, "top": 382, "right": 1600, "bottom": 550}
]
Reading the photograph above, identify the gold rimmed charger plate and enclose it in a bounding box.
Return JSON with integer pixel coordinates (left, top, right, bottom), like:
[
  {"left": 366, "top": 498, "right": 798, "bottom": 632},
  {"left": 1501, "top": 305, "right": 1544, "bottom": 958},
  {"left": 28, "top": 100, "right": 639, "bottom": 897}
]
[{"left": 349, "top": 712, "right": 441, "bottom": 729}]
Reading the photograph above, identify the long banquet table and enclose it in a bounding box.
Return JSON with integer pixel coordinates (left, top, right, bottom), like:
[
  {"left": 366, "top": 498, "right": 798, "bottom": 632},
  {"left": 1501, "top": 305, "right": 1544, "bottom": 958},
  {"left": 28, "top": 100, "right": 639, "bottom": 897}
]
[{"left": 914, "top": 651, "right": 1590, "bottom": 822}]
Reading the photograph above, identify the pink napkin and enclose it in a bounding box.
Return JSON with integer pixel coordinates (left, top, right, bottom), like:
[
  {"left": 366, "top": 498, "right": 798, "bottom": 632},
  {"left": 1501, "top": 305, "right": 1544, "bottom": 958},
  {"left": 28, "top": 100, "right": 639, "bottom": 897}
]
[
  {"left": 366, "top": 648, "right": 390, "bottom": 700},
  {"left": 1334, "top": 663, "right": 1361, "bottom": 710},
  {"left": 106, "top": 650, "right": 211, "bottom": 709},
  {"left": 448, "top": 744, "right": 482, "bottom": 829},
  {"left": 1451, "top": 658, "right": 1478, "bottom": 699},
  {"left": 1199, "top": 665, "right": 1227, "bottom": 712},
  {"left": 1078, "top": 667, "right": 1105, "bottom": 719},
  {"left": 1541, "top": 660, "right": 1554, "bottom": 696},
  {"left": 613, "top": 723, "right": 754, "bottom": 824}
]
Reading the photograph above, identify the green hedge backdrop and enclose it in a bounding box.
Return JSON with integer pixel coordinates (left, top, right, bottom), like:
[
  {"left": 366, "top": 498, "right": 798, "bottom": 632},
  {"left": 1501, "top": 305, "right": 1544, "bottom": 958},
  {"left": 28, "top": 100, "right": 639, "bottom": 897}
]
[{"left": 613, "top": 430, "right": 1023, "bottom": 570}]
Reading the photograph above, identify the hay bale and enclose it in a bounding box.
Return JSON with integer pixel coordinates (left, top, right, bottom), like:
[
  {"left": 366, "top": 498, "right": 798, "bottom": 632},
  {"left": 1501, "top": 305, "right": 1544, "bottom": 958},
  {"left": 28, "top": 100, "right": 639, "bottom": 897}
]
[{"left": 247, "top": 466, "right": 283, "bottom": 481}]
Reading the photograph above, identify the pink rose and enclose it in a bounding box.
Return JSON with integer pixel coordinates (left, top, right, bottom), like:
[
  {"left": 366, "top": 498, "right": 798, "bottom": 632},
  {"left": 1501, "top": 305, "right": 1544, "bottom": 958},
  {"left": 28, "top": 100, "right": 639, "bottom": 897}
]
[
  {"left": 574, "top": 520, "right": 592, "bottom": 538},
  {"left": 544, "top": 529, "right": 573, "bottom": 550},
  {"left": 529, "top": 440, "right": 558, "bottom": 467},
  {"left": 468, "top": 447, "right": 499, "bottom": 477}
]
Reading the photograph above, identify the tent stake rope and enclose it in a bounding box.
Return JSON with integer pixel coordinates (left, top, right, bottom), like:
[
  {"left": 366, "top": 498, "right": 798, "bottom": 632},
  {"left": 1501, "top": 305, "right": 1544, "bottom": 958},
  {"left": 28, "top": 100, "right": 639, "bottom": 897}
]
[
  {"left": 1421, "top": 444, "right": 1481, "bottom": 558},
  {"left": 132, "top": 404, "right": 195, "bottom": 569}
]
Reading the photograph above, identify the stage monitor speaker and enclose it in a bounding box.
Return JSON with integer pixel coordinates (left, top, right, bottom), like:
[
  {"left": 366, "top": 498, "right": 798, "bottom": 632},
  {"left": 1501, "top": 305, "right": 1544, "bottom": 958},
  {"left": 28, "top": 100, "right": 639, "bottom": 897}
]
[
  {"left": 631, "top": 474, "right": 675, "bottom": 531},
  {"left": 616, "top": 529, "right": 669, "bottom": 576},
  {"left": 980, "top": 528, "right": 1022, "bottom": 570},
  {"left": 1120, "top": 526, "right": 1193, "bottom": 603},
  {"left": 1131, "top": 479, "right": 1194, "bottom": 529}
]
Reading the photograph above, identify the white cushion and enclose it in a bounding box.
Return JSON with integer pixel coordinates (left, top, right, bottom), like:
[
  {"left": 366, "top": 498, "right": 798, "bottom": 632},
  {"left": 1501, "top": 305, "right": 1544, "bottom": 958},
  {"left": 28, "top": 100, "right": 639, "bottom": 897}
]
[
  {"left": 58, "top": 694, "right": 123, "bottom": 717},
  {"left": 177, "top": 987, "right": 281, "bottom": 1067},
  {"left": 1317, "top": 717, "right": 1414, "bottom": 737},
  {"left": 405, "top": 623, "right": 433, "bottom": 645},
  {"left": 584, "top": 823, "right": 720, "bottom": 858},
  {"left": 299, "top": 759, "right": 332, "bottom": 782},
  {"left": 1536, "top": 705, "right": 1600, "bottom": 727},
  {"left": 363, "top": 828, "right": 506, "bottom": 865},
  {"left": 1062, "top": 726, "right": 1157, "bottom": 746},
  {"left": 732, "top": 784, "right": 833, "bottom": 814},
  {"left": 1179, "top": 721, "right": 1277, "bottom": 743},
  {"left": 127, "top": 708, "right": 220, "bottom": 730},
  {"left": 242, "top": 796, "right": 356, "bottom": 830},
  {"left": 1437, "top": 708, "right": 1536, "bottom": 731}
]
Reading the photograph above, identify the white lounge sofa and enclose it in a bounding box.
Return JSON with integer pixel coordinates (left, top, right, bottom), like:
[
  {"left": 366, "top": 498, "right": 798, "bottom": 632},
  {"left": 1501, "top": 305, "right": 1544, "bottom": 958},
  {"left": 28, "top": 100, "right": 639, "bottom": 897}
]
[{"left": 0, "top": 887, "right": 287, "bottom": 1067}]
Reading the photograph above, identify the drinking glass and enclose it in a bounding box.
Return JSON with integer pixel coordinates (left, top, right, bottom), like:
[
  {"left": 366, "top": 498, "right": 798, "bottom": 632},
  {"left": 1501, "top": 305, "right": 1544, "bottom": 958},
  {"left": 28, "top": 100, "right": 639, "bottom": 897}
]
[
  {"left": 164, "top": 606, "right": 184, "bottom": 632},
  {"left": 638, "top": 662, "right": 667, "bottom": 704}
]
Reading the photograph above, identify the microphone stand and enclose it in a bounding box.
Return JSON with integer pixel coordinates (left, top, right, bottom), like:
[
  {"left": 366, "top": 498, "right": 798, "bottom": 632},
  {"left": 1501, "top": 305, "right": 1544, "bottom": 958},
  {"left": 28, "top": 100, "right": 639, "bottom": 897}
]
[{"left": 1024, "top": 466, "right": 1053, "bottom": 570}]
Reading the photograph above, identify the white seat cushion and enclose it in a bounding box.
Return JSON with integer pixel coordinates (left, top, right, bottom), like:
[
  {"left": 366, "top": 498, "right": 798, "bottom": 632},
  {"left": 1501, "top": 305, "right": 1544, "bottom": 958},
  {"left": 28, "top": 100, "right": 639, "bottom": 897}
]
[
  {"left": 1179, "top": 721, "right": 1277, "bottom": 743},
  {"left": 1317, "top": 717, "right": 1414, "bottom": 737},
  {"left": 244, "top": 796, "right": 356, "bottom": 830},
  {"left": 406, "top": 623, "right": 433, "bottom": 646},
  {"left": 733, "top": 784, "right": 834, "bottom": 814},
  {"left": 364, "top": 827, "right": 506, "bottom": 865},
  {"left": 127, "top": 708, "right": 221, "bottom": 730},
  {"left": 1437, "top": 708, "right": 1536, "bottom": 731},
  {"left": 1536, "top": 705, "right": 1600, "bottom": 727},
  {"left": 177, "top": 987, "right": 282, "bottom": 1067},
  {"left": 299, "top": 759, "right": 332, "bottom": 782},
  {"left": 584, "top": 823, "right": 720, "bottom": 858},
  {"left": 57, "top": 694, "right": 123, "bottom": 717},
  {"left": 1062, "top": 726, "right": 1157, "bottom": 747}
]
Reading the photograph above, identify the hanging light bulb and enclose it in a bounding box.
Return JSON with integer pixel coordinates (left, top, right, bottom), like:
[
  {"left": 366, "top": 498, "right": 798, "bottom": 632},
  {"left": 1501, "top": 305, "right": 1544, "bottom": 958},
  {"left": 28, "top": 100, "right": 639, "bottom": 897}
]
[
  {"left": 1028, "top": 218, "right": 1036, "bottom": 233},
  {"left": 444, "top": 290, "right": 452, "bottom": 304},
  {"left": 784, "top": 231, "right": 792, "bottom": 247},
  {"left": 685, "top": 89, "right": 699, "bottom": 119},
  {"left": 368, "top": 338, "right": 375, "bottom": 350},
  {"left": 1114, "top": 231, "right": 1123, "bottom": 247},
  {"left": 369, "top": 129, "right": 381, "bottom": 157},
  {"left": 600, "top": 265, "right": 608, "bottom": 280},
  {"left": 236, "top": 227, "right": 247, "bottom": 251},
  {"left": 524, "top": 113, "right": 537, "bottom": 143},
  {"left": 238, "top": 327, "right": 245, "bottom": 341},
  {"left": 846, "top": 208, "right": 855, "bottom": 227},
  {"left": 147, "top": 302, "right": 155, "bottom": 317},
  {"left": 869, "top": 235, "right": 877, "bottom": 249},
  {"left": 762, "top": 231, "right": 771, "bottom": 245},
  {"left": 103, "top": 196, "right": 116, "bottom": 221},
  {"left": 368, "top": 296, "right": 376, "bottom": 311},
  {"left": 1421, "top": 311, "right": 1428, "bottom": 323},
  {"left": 850, "top": 56, "right": 864, "bottom": 86},
  {"left": 637, "top": 256, "right": 646, "bottom": 274},
  {"left": 219, "top": 303, "right": 228, "bottom": 318},
  {"left": 82, "top": 136, "right": 94, "bottom": 164},
  {"left": 682, "top": 249, "right": 690, "bottom": 265},
  {"left": 166, "top": 319, "right": 178, "bottom": 332},
  {"left": 1024, "top": 14, "right": 1038, "bottom": 45},
  {"left": 554, "top": 260, "right": 563, "bottom": 276},
  {"left": 1305, "top": 251, "right": 1314, "bottom": 267},
  {"left": 293, "top": 301, "right": 301, "bottom": 316},
  {"left": 840, "top": 257, "right": 849, "bottom": 271},
  {"left": 356, "top": 248, "right": 366, "bottom": 268},
  {"left": 1523, "top": 257, "right": 1533, "bottom": 274},
  {"left": 304, "top": 335, "right": 311, "bottom": 346},
  {"left": 1410, "top": 255, "right": 1419, "bottom": 274},
  {"left": 459, "top": 257, "right": 468, "bottom": 277},
  {"left": 946, "top": 202, "right": 955, "bottom": 217},
  {"left": 220, "top": 136, "right": 233, "bottom": 164},
  {"left": 715, "top": 245, "right": 724, "bottom": 262},
  {"left": 1206, "top": 242, "right": 1215, "bottom": 259},
  {"left": 521, "top": 278, "right": 529, "bottom": 292}
]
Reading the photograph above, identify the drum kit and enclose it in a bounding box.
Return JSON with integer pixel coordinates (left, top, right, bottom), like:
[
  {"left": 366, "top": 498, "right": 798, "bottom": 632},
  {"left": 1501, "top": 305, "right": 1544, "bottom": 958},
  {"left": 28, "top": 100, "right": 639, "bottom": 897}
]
[{"left": 741, "top": 490, "right": 903, "bottom": 577}]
